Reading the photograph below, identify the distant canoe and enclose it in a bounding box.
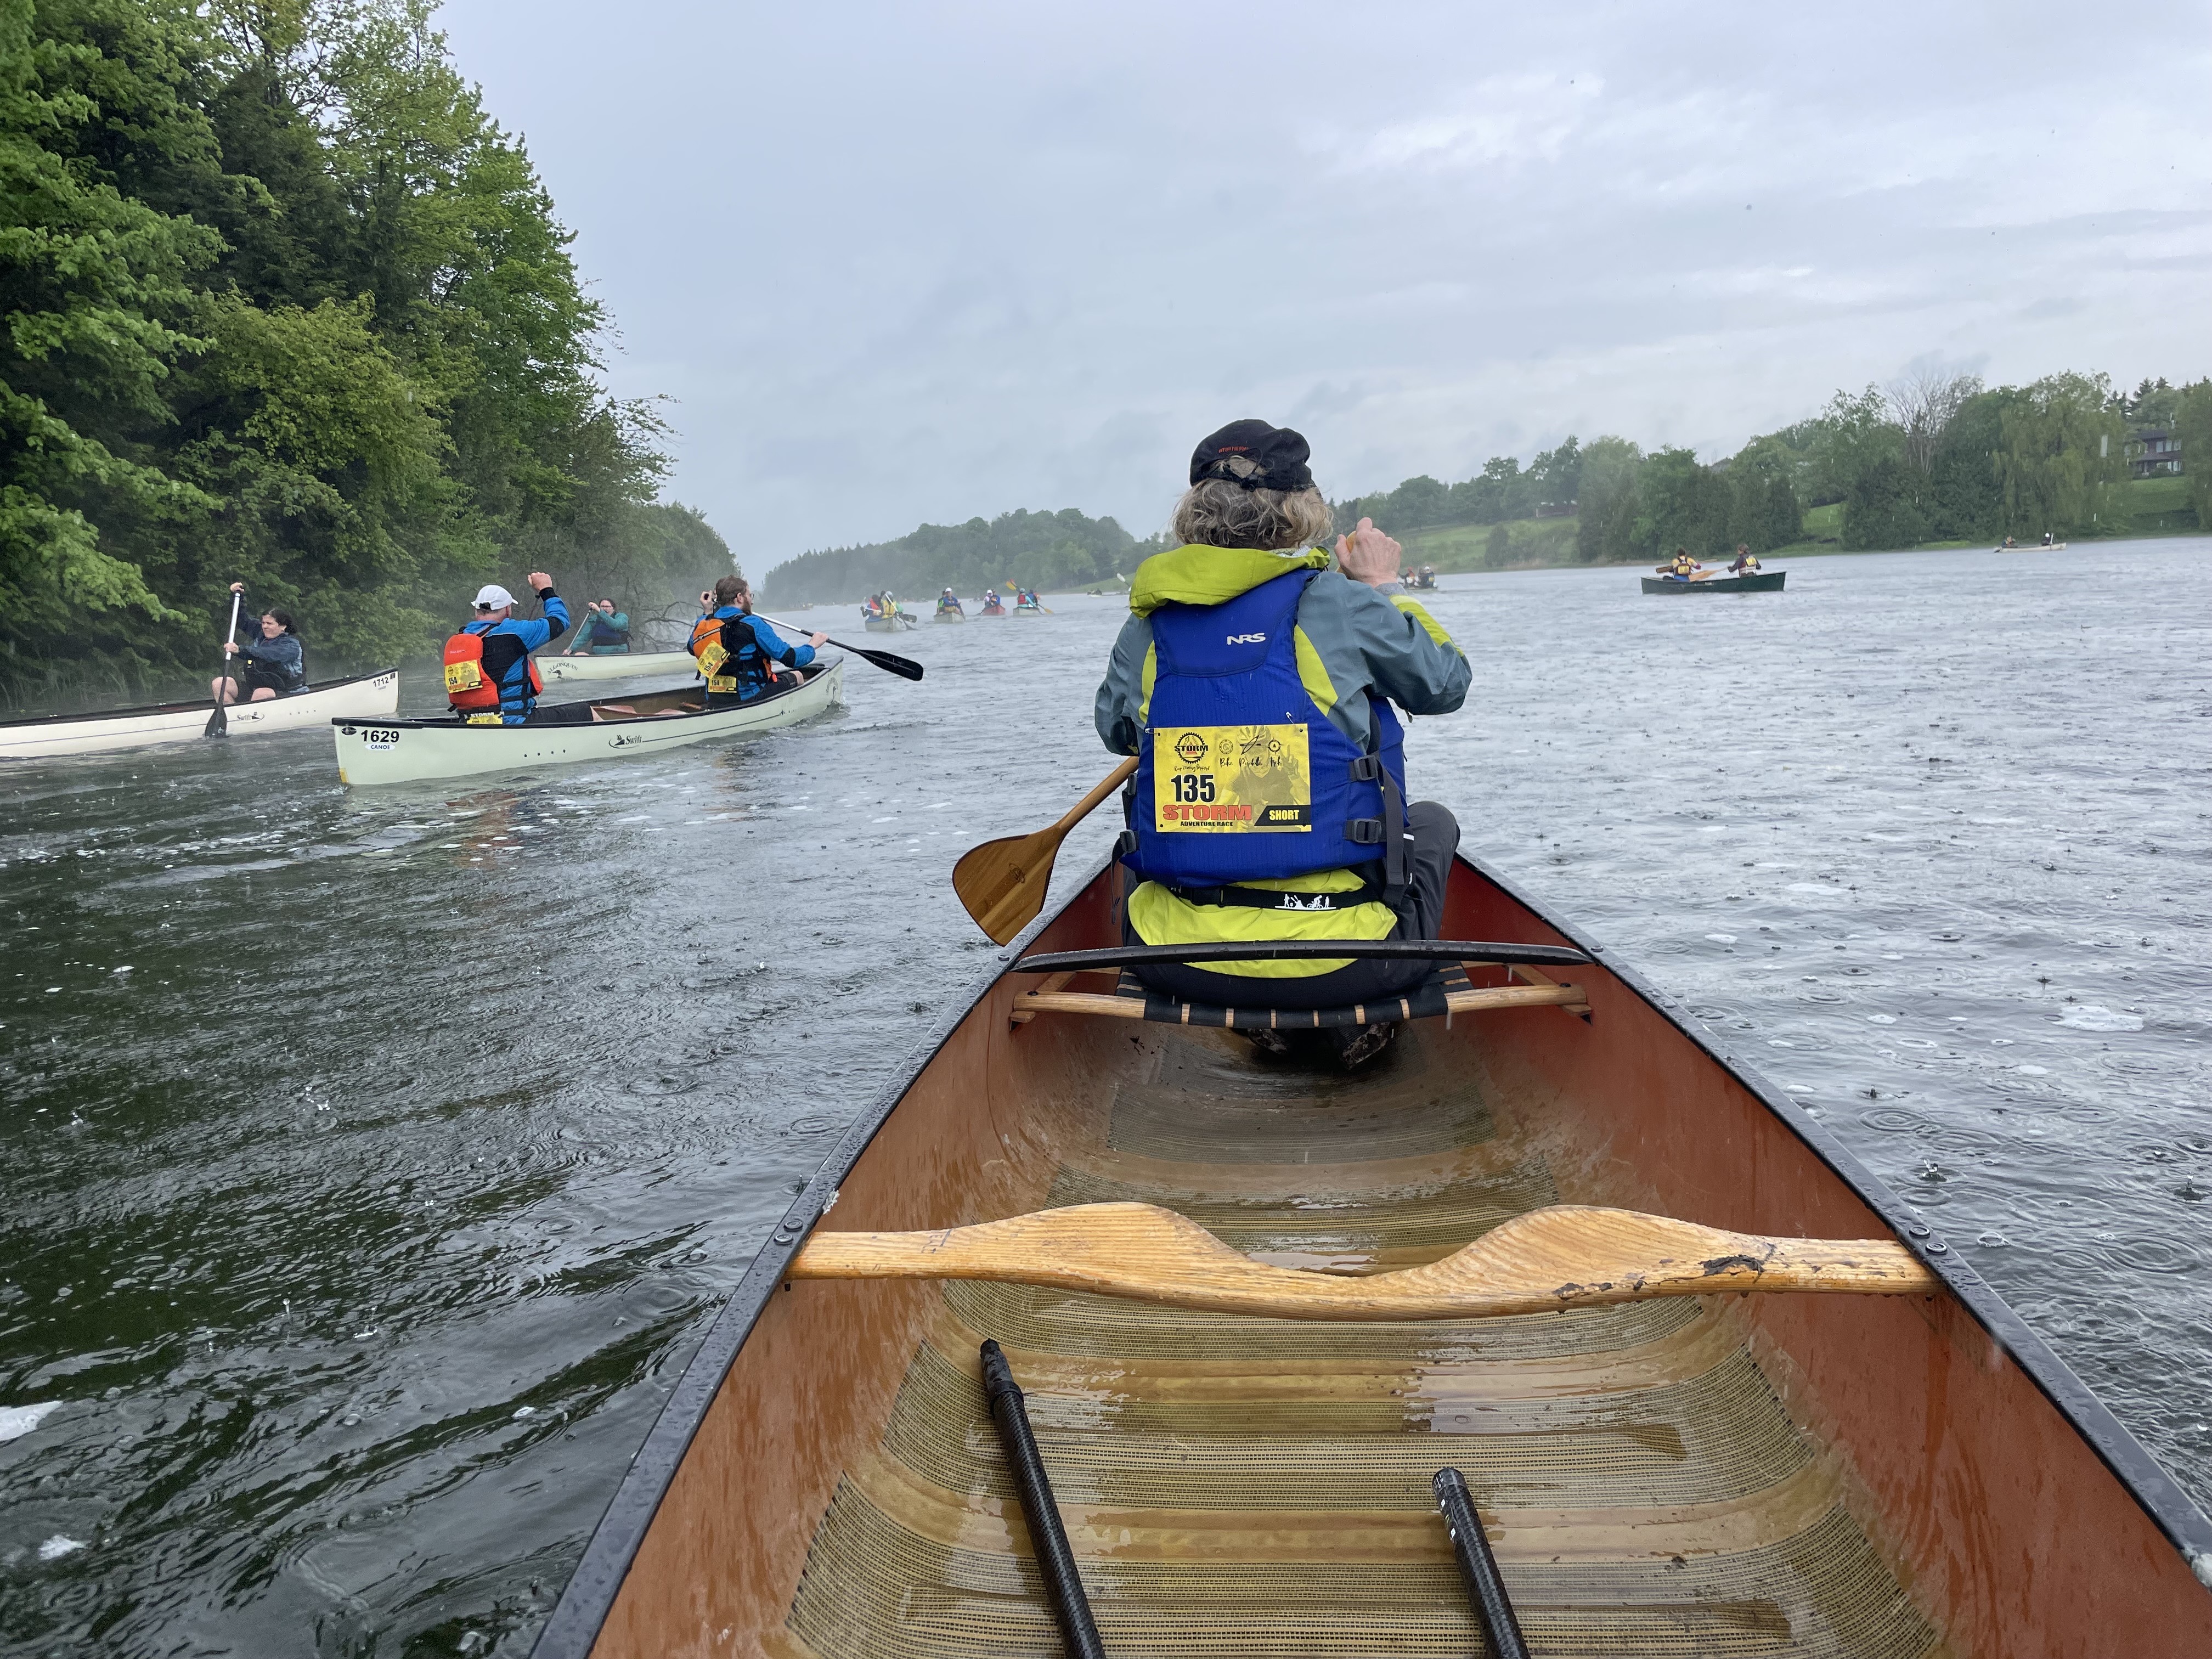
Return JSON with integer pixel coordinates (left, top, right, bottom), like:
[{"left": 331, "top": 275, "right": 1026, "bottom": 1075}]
[
  {"left": 539, "top": 650, "right": 697, "bottom": 683},
  {"left": 1641, "top": 571, "right": 1787, "bottom": 595},
  {"left": 863, "top": 614, "right": 918, "bottom": 633},
  {"left": 1011, "top": 605, "right": 1047, "bottom": 618},
  {"left": 1, "top": 669, "right": 399, "bottom": 761},
  {"left": 1995, "top": 541, "right": 2066, "bottom": 552},
  {"left": 332, "top": 661, "right": 842, "bottom": 787},
  {"left": 932, "top": 610, "right": 966, "bottom": 624}
]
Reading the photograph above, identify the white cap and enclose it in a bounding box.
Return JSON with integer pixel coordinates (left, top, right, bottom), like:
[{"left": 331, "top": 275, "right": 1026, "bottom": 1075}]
[{"left": 473, "top": 584, "right": 516, "bottom": 610}]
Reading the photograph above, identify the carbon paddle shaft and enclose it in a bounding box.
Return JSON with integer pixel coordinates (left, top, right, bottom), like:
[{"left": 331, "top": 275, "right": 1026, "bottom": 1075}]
[
  {"left": 1435, "top": 1468, "right": 1531, "bottom": 1659},
  {"left": 980, "top": 1340, "right": 1106, "bottom": 1659}
]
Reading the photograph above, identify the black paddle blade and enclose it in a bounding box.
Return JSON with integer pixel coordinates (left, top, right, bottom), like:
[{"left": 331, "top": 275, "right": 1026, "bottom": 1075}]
[
  {"left": 204, "top": 700, "right": 228, "bottom": 737},
  {"left": 830, "top": 639, "right": 922, "bottom": 680}
]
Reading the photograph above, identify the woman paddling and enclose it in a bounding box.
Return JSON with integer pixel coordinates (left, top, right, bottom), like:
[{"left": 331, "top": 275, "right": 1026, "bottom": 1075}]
[
  {"left": 1093, "top": 419, "right": 1472, "bottom": 1062},
  {"left": 212, "top": 583, "right": 307, "bottom": 702}
]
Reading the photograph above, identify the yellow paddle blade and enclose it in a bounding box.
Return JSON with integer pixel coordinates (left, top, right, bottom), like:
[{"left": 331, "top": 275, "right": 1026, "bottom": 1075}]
[{"left": 789, "top": 1201, "right": 1938, "bottom": 1321}]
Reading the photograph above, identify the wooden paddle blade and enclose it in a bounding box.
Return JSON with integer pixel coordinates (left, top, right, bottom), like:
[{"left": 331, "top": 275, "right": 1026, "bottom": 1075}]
[
  {"left": 789, "top": 1201, "right": 1939, "bottom": 1320},
  {"left": 952, "top": 757, "right": 1137, "bottom": 944},
  {"left": 952, "top": 826, "right": 1063, "bottom": 945}
]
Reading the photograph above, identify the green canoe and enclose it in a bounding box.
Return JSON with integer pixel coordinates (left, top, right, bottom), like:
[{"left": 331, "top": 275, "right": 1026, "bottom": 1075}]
[{"left": 1641, "top": 571, "right": 1787, "bottom": 594}]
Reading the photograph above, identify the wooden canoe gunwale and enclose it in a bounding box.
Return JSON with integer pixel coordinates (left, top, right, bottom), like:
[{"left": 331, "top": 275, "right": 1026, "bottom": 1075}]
[{"left": 527, "top": 848, "right": 2212, "bottom": 1659}]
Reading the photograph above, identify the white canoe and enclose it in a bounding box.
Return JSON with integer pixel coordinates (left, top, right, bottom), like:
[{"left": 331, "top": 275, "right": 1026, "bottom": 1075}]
[
  {"left": 538, "top": 650, "right": 699, "bottom": 683},
  {"left": 0, "top": 669, "right": 400, "bottom": 761},
  {"left": 930, "top": 611, "right": 966, "bottom": 624},
  {"left": 332, "top": 660, "right": 843, "bottom": 786}
]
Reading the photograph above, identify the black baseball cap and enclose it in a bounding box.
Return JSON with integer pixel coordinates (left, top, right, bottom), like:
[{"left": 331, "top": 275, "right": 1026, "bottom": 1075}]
[{"left": 1189, "top": 420, "right": 1314, "bottom": 493}]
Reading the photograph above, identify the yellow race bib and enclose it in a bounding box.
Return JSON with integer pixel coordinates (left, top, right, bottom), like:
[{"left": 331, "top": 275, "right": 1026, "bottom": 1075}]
[
  {"left": 1153, "top": 724, "right": 1312, "bottom": 832},
  {"left": 444, "top": 661, "right": 483, "bottom": 693}
]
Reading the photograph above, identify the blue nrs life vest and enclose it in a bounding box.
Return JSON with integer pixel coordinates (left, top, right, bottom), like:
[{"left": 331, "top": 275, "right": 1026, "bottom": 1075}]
[{"left": 1129, "top": 570, "right": 1407, "bottom": 892}]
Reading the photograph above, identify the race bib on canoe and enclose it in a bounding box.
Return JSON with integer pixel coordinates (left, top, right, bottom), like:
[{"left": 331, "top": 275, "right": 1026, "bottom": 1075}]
[{"left": 1153, "top": 724, "right": 1312, "bottom": 832}]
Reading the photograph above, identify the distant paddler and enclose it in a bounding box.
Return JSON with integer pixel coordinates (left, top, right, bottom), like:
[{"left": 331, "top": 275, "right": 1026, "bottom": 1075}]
[
  {"left": 691, "top": 575, "right": 825, "bottom": 707},
  {"left": 979, "top": 590, "right": 1006, "bottom": 617},
  {"left": 211, "top": 583, "right": 308, "bottom": 703},
  {"left": 1729, "top": 545, "right": 1763, "bottom": 575},
  {"left": 936, "top": 588, "right": 965, "bottom": 617},
  {"left": 1095, "top": 419, "right": 1471, "bottom": 1061},
  {"left": 1656, "top": 548, "right": 1705, "bottom": 582},
  {"left": 444, "top": 574, "right": 573, "bottom": 724},
  {"left": 562, "top": 599, "right": 630, "bottom": 655}
]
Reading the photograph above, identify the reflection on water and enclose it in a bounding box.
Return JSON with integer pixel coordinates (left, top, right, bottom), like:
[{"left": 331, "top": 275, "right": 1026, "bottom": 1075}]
[{"left": 1, "top": 541, "right": 2208, "bottom": 1652}]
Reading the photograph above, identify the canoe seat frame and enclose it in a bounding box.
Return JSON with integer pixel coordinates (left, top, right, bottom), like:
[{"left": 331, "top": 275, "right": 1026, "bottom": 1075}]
[{"left": 1006, "top": 939, "right": 1593, "bottom": 1030}]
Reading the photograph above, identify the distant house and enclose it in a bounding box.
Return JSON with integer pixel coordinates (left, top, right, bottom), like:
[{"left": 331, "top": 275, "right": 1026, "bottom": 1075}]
[{"left": 2128, "top": 429, "right": 2183, "bottom": 478}]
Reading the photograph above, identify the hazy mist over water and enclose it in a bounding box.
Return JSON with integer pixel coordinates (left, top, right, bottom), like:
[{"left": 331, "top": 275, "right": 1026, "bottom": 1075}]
[{"left": 2, "top": 541, "right": 2209, "bottom": 1652}]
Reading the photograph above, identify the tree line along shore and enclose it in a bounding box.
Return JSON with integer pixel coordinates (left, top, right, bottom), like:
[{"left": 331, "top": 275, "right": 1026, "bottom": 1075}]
[
  {"left": 2, "top": 0, "right": 737, "bottom": 706},
  {"left": 767, "top": 371, "right": 2209, "bottom": 604}
]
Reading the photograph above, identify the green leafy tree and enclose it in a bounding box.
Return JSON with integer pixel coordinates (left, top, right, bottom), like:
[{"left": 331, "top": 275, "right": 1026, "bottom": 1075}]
[
  {"left": 2169, "top": 380, "right": 2211, "bottom": 530},
  {"left": 1634, "top": 448, "right": 1730, "bottom": 560},
  {"left": 1572, "top": 436, "right": 1641, "bottom": 562},
  {"left": 1995, "top": 373, "right": 2129, "bottom": 538},
  {"left": 1526, "top": 436, "right": 1581, "bottom": 508},
  {"left": 0, "top": 0, "right": 218, "bottom": 646},
  {"left": 1799, "top": 386, "right": 1903, "bottom": 504},
  {"left": 1841, "top": 455, "right": 1928, "bottom": 550},
  {"left": 1924, "top": 389, "right": 2013, "bottom": 540},
  {"left": 0, "top": 0, "right": 699, "bottom": 701}
]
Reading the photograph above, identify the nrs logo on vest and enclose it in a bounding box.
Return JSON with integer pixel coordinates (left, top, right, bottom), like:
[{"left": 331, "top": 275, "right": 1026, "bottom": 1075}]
[{"left": 1226, "top": 632, "right": 1267, "bottom": 644}]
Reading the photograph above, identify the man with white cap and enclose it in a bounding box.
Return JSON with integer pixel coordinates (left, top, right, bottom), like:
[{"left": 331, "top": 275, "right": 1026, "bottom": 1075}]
[{"left": 442, "top": 571, "right": 573, "bottom": 724}]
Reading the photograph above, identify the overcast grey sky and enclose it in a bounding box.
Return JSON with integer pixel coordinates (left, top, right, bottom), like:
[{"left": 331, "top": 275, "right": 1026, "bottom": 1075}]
[{"left": 438, "top": 1, "right": 2212, "bottom": 564}]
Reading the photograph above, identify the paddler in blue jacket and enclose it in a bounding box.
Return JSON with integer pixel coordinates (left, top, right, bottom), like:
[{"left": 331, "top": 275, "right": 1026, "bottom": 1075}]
[
  {"left": 1094, "top": 420, "right": 1471, "bottom": 1043},
  {"left": 690, "top": 574, "right": 825, "bottom": 707},
  {"left": 447, "top": 574, "right": 572, "bottom": 724}
]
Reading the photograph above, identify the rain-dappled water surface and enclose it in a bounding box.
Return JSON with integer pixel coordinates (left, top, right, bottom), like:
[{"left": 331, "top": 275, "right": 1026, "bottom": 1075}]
[{"left": 2, "top": 540, "right": 2209, "bottom": 1654}]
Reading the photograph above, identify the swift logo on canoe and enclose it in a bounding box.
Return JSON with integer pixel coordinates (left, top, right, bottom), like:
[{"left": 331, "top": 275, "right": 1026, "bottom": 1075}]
[{"left": 1226, "top": 631, "right": 1267, "bottom": 645}]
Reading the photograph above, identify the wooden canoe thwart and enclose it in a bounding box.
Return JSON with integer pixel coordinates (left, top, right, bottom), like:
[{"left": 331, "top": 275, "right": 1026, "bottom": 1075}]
[
  {"left": 788, "top": 1200, "right": 1938, "bottom": 1319},
  {"left": 534, "top": 849, "right": 2212, "bottom": 1659}
]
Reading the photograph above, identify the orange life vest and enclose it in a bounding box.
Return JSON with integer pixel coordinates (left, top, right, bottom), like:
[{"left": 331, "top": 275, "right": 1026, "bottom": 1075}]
[
  {"left": 444, "top": 625, "right": 541, "bottom": 723},
  {"left": 692, "top": 608, "right": 775, "bottom": 695}
]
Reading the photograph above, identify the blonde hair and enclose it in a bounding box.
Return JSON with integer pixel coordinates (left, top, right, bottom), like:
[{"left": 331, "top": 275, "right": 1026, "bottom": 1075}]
[{"left": 1171, "top": 474, "right": 1334, "bottom": 550}]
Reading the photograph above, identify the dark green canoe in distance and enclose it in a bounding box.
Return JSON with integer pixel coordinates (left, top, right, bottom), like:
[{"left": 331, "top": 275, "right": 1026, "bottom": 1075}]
[{"left": 1641, "top": 571, "right": 1787, "bottom": 594}]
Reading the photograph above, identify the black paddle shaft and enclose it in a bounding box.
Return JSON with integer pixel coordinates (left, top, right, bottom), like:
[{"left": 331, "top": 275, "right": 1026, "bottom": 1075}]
[
  {"left": 1434, "top": 1468, "right": 1531, "bottom": 1659},
  {"left": 980, "top": 1340, "right": 1107, "bottom": 1659},
  {"left": 755, "top": 614, "right": 923, "bottom": 681}
]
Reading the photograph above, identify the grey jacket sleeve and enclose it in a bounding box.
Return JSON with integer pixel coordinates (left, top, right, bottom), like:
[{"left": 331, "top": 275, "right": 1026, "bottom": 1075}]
[
  {"left": 1342, "top": 579, "right": 1470, "bottom": 715},
  {"left": 1093, "top": 612, "right": 1156, "bottom": 755}
]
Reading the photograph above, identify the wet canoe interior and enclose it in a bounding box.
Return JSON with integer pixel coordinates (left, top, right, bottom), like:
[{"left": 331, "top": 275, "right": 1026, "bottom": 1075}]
[
  {"left": 579, "top": 866, "right": 2205, "bottom": 1659},
  {"left": 777, "top": 1026, "right": 1938, "bottom": 1659}
]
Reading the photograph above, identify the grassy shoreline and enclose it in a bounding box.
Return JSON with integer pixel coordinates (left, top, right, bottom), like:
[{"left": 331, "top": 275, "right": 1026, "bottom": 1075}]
[{"left": 1391, "top": 488, "right": 2208, "bottom": 577}]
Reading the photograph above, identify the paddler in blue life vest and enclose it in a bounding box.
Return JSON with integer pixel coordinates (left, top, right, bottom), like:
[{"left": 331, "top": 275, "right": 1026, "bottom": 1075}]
[
  {"left": 690, "top": 574, "right": 825, "bottom": 707},
  {"left": 563, "top": 599, "right": 631, "bottom": 654},
  {"left": 443, "top": 574, "right": 573, "bottom": 724},
  {"left": 1094, "top": 420, "right": 1472, "bottom": 1046}
]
